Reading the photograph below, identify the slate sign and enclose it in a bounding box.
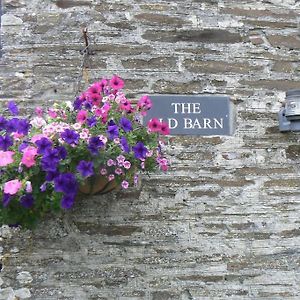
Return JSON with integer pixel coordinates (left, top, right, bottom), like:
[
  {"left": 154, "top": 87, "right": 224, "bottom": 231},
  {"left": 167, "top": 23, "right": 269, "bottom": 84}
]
[{"left": 143, "top": 95, "right": 235, "bottom": 136}]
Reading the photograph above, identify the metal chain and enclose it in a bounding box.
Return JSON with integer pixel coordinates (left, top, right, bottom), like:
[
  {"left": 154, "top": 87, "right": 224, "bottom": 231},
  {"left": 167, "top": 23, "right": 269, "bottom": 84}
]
[{"left": 75, "top": 28, "right": 91, "bottom": 96}]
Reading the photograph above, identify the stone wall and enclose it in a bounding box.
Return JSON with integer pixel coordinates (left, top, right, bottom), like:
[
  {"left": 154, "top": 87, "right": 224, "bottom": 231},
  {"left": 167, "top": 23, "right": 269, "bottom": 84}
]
[{"left": 1, "top": 0, "right": 300, "bottom": 299}]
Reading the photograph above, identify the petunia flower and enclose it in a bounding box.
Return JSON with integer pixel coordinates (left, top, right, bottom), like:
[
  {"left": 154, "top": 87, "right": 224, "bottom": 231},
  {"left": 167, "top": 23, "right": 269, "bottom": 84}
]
[
  {"left": 21, "top": 146, "right": 38, "bottom": 168},
  {"left": 35, "top": 137, "right": 52, "bottom": 155},
  {"left": 76, "top": 110, "right": 88, "bottom": 124},
  {"left": 119, "top": 117, "right": 133, "bottom": 132},
  {"left": 7, "top": 101, "right": 19, "bottom": 115},
  {"left": 121, "top": 180, "right": 129, "bottom": 189},
  {"left": 120, "top": 136, "right": 130, "bottom": 153},
  {"left": 148, "top": 118, "right": 161, "bottom": 132},
  {"left": 109, "top": 75, "right": 124, "bottom": 90},
  {"left": 54, "top": 173, "right": 78, "bottom": 195},
  {"left": 4, "top": 179, "right": 22, "bottom": 195},
  {"left": 60, "top": 129, "right": 79, "bottom": 145},
  {"left": 160, "top": 122, "right": 170, "bottom": 135},
  {"left": 76, "top": 160, "right": 94, "bottom": 178},
  {"left": 61, "top": 194, "right": 75, "bottom": 210},
  {"left": 0, "top": 150, "right": 15, "bottom": 167},
  {"left": 20, "top": 194, "right": 34, "bottom": 208},
  {"left": 0, "top": 116, "right": 7, "bottom": 131},
  {"left": 133, "top": 142, "right": 148, "bottom": 160},
  {"left": 107, "top": 124, "right": 119, "bottom": 140},
  {"left": 0, "top": 135, "right": 13, "bottom": 151},
  {"left": 2, "top": 194, "right": 11, "bottom": 207}
]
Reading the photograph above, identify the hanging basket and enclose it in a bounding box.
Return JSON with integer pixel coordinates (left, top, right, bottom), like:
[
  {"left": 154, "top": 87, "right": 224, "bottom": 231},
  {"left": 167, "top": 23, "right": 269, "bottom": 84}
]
[{"left": 79, "top": 175, "right": 118, "bottom": 195}]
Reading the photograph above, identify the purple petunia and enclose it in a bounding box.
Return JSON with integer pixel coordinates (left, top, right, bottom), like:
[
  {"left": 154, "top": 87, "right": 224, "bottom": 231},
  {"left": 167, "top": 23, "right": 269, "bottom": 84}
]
[
  {"left": 133, "top": 142, "right": 148, "bottom": 159},
  {"left": 56, "top": 146, "right": 67, "bottom": 160},
  {"left": 2, "top": 194, "right": 11, "bottom": 207},
  {"left": 61, "top": 194, "right": 75, "bottom": 210},
  {"left": 61, "top": 129, "right": 79, "bottom": 145},
  {"left": 0, "top": 135, "right": 13, "bottom": 151},
  {"left": 19, "top": 142, "right": 29, "bottom": 152},
  {"left": 45, "top": 170, "right": 59, "bottom": 181},
  {"left": 7, "top": 101, "right": 19, "bottom": 116},
  {"left": 41, "top": 148, "right": 60, "bottom": 172},
  {"left": 73, "top": 97, "right": 83, "bottom": 110},
  {"left": 35, "top": 137, "right": 52, "bottom": 154},
  {"left": 88, "top": 136, "right": 104, "bottom": 155},
  {"left": 87, "top": 116, "right": 97, "bottom": 127},
  {"left": 17, "top": 119, "right": 31, "bottom": 135},
  {"left": 5, "top": 118, "right": 19, "bottom": 133},
  {"left": 0, "top": 116, "right": 7, "bottom": 131},
  {"left": 84, "top": 102, "right": 92, "bottom": 110},
  {"left": 54, "top": 172, "right": 78, "bottom": 195},
  {"left": 119, "top": 117, "right": 132, "bottom": 132},
  {"left": 76, "top": 160, "right": 94, "bottom": 177},
  {"left": 120, "top": 136, "right": 130, "bottom": 153},
  {"left": 107, "top": 125, "right": 119, "bottom": 140},
  {"left": 20, "top": 194, "right": 34, "bottom": 208}
]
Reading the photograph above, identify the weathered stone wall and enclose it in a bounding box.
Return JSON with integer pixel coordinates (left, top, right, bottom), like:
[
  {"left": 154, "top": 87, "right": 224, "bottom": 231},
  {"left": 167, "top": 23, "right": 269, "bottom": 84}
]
[{"left": 1, "top": 0, "right": 300, "bottom": 299}]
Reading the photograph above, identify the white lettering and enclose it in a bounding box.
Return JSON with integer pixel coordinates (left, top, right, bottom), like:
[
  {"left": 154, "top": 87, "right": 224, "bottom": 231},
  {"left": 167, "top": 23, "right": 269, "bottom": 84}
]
[
  {"left": 184, "top": 118, "right": 193, "bottom": 129},
  {"left": 203, "top": 118, "right": 212, "bottom": 129},
  {"left": 193, "top": 103, "right": 201, "bottom": 114},
  {"left": 193, "top": 118, "right": 202, "bottom": 129},
  {"left": 171, "top": 103, "right": 181, "bottom": 114},
  {"left": 181, "top": 103, "right": 191, "bottom": 114},
  {"left": 171, "top": 102, "right": 202, "bottom": 114},
  {"left": 168, "top": 118, "right": 178, "bottom": 129},
  {"left": 214, "top": 118, "right": 223, "bottom": 128}
]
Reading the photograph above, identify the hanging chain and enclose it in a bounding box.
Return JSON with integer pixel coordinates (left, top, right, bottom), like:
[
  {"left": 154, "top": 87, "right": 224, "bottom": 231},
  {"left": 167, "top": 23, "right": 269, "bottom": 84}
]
[{"left": 75, "top": 27, "right": 91, "bottom": 96}]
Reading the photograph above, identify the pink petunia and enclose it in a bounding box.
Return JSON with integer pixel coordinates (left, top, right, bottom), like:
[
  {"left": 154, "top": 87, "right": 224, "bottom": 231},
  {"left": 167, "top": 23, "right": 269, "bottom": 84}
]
[
  {"left": 147, "top": 118, "right": 161, "bottom": 132},
  {"left": 100, "top": 168, "right": 107, "bottom": 175},
  {"left": 160, "top": 122, "right": 170, "bottom": 135},
  {"left": 48, "top": 109, "right": 58, "bottom": 119},
  {"left": 121, "top": 180, "right": 129, "bottom": 189},
  {"left": 21, "top": 146, "right": 38, "bottom": 168},
  {"left": 35, "top": 106, "right": 43, "bottom": 116},
  {"left": 76, "top": 110, "right": 88, "bottom": 124},
  {"left": 87, "top": 82, "right": 103, "bottom": 94},
  {"left": 108, "top": 174, "right": 115, "bottom": 181},
  {"left": 109, "top": 75, "right": 124, "bottom": 90},
  {"left": 107, "top": 159, "right": 115, "bottom": 167},
  {"left": 88, "top": 93, "right": 102, "bottom": 106},
  {"left": 4, "top": 179, "right": 22, "bottom": 195},
  {"left": 123, "top": 161, "right": 131, "bottom": 170},
  {"left": 0, "top": 151, "right": 15, "bottom": 167},
  {"left": 119, "top": 100, "right": 132, "bottom": 112}
]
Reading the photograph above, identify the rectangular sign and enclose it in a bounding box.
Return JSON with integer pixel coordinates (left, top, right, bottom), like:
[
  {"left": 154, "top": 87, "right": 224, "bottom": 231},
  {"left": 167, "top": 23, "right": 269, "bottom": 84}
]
[{"left": 143, "top": 95, "right": 235, "bottom": 136}]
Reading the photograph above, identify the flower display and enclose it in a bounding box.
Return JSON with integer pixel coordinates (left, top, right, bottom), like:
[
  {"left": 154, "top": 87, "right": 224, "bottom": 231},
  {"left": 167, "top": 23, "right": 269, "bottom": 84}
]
[{"left": 0, "top": 75, "right": 169, "bottom": 227}]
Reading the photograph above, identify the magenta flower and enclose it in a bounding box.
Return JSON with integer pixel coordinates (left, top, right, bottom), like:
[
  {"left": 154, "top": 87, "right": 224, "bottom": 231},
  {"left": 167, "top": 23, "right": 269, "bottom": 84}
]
[
  {"left": 109, "top": 75, "right": 124, "bottom": 90},
  {"left": 87, "top": 82, "right": 103, "bottom": 94},
  {"left": 121, "top": 180, "right": 129, "bottom": 189},
  {"left": 160, "top": 122, "right": 170, "bottom": 135},
  {"left": 137, "top": 95, "right": 152, "bottom": 111},
  {"left": 148, "top": 118, "right": 161, "bottom": 132},
  {"left": 0, "top": 150, "right": 14, "bottom": 167},
  {"left": 21, "top": 146, "right": 38, "bottom": 168},
  {"left": 4, "top": 179, "right": 22, "bottom": 195},
  {"left": 76, "top": 110, "right": 88, "bottom": 124}
]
